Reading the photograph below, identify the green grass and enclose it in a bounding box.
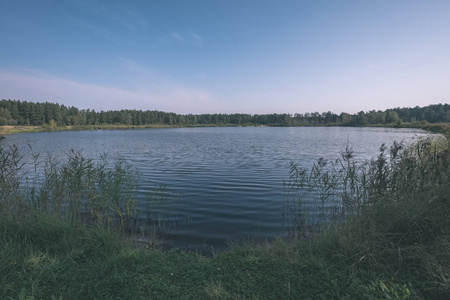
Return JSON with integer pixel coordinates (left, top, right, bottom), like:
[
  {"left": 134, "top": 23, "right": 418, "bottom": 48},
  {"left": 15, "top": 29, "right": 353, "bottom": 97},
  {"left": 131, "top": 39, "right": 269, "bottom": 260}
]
[
  {"left": 1, "top": 214, "right": 423, "bottom": 299},
  {"left": 284, "top": 134, "right": 450, "bottom": 299},
  {"left": 1, "top": 134, "right": 449, "bottom": 299},
  {"left": 2, "top": 121, "right": 446, "bottom": 136},
  {"left": 0, "top": 215, "right": 380, "bottom": 299},
  {"left": 0, "top": 123, "right": 266, "bottom": 136}
]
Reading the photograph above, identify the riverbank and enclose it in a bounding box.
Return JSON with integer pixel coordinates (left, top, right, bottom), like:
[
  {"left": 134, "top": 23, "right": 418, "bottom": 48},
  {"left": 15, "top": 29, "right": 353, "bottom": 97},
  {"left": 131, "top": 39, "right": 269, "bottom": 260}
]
[
  {"left": 0, "top": 123, "right": 264, "bottom": 136},
  {"left": 1, "top": 122, "right": 449, "bottom": 137},
  {"left": 375, "top": 122, "right": 450, "bottom": 134},
  {"left": 1, "top": 135, "right": 449, "bottom": 298},
  {"left": 0, "top": 124, "right": 176, "bottom": 135}
]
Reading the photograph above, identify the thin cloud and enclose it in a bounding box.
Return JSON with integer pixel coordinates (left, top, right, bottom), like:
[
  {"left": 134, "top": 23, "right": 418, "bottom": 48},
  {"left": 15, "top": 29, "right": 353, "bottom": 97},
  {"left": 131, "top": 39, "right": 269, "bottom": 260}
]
[
  {"left": 118, "top": 56, "right": 148, "bottom": 72},
  {"left": 189, "top": 31, "right": 204, "bottom": 46},
  {"left": 171, "top": 32, "right": 184, "bottom": 42},
  {"left": 61, "top": 13, "right": 120, "bottom": 44},
  {"left": 168, "top": 31, "right": 204, "bottom": 46},
  {"left": 66, "top": 1, "right": 148, "bottom": 32},
  {"left": 0, "top": 70, "right": 219, "bottom": 113}
]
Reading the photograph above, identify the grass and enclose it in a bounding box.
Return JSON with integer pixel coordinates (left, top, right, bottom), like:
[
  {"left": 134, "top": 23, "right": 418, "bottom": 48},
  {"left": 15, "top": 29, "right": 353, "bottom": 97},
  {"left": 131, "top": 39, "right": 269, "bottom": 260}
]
[
  {"left": 0, "top": 125, "right": 43, "bottom": 135},
  {"left": 0, "top": 124, "right": 178, "bottom": 135},
  {"left": 398, "top": 122, "right": 450, "bottom": 134},
  {"left": 0, "top": 144, "right": 180, "bottom": 240},
  {"left": 1, "top": 133, "right": 449, "bottom": 299},
  {"left": 0, "top": 215, "right": 422, "bottom": 299},
  {"left": 0, "top": 123, "right": 266, "bottom": 136},
  {"left": 284, "top": 133, "right": 450, "bottom": 299},
  {"left": 0, "top": 215, "right": 377, "bottom": 299},
  {"left": 2, "top": 121, "right": 448, "bottom": 137}
]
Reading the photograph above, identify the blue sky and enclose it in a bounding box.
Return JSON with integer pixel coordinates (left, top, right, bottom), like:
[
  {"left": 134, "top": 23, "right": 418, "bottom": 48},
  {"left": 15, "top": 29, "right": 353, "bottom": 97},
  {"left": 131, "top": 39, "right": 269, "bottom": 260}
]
[{"left": 1, "top": 0, "right": 449, "bottom": 114}]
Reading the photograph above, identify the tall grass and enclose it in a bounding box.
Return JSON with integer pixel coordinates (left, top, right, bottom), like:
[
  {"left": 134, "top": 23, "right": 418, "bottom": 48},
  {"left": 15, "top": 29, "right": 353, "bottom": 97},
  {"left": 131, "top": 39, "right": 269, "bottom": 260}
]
[
  {"left": 285, "top": 135, "right": 450, "bottom": 298},
  {"left": 0, "top": 143, "right": 176, "bottom": 236},
  {"left": 285, "top": 136, "right": 449, "bottom": 228}
]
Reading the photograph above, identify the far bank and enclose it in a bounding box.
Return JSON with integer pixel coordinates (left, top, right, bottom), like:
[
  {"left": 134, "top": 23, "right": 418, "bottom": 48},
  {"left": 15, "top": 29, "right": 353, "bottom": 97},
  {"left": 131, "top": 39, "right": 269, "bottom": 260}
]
[{"left": 1, "top": 122, "right": 449, "bottom": 137}]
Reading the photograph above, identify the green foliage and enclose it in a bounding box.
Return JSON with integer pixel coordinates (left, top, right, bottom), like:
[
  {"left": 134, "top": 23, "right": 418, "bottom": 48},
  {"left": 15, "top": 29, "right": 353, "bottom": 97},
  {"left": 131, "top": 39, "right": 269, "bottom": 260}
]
[
  {"left": 1, "top": 99, "right": 449, "bottom": 127},
  {"left": 365, "top": 279, "right": 412, "bottom": 300},
  {"left": 0, "top": 143, "right": 178, "bottom": 236},
  {"left": 0, "top": 215, "right": 375, "bottom": 299},
  {"left": 286, "top": 136, "right": 450, "bottom": 298}
]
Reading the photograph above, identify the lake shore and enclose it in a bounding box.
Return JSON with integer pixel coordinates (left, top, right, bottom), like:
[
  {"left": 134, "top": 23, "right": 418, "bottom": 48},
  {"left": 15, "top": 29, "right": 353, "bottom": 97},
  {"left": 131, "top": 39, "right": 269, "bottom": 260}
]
[
  {"left": 1, "top": 122, "right": 449, "bottom": 136},
  {"left": 2, "top": 126, "right": 434, "bottom": 252},
  {"left": 1, "top": 134, "right": 449, "bottom": 298},
  {"left": 0, "top": 123, "right": 263, "bottom": 136}
]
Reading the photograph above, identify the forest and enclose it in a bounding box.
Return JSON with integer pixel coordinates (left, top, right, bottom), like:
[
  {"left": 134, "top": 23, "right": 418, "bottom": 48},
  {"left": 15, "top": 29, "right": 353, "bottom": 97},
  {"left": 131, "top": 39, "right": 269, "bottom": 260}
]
[{"left": 0, "top": 99, "right": 449, "bottom": 127}]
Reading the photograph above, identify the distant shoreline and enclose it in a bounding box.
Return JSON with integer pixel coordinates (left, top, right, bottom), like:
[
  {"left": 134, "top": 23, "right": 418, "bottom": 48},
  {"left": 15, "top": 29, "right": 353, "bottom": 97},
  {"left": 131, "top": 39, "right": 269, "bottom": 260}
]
[
  {"left": 0, "top": 123, "right": 257, "bottom": 136},
  {"left": 1, "top": 122, "right": 449, "bottom": 137}
]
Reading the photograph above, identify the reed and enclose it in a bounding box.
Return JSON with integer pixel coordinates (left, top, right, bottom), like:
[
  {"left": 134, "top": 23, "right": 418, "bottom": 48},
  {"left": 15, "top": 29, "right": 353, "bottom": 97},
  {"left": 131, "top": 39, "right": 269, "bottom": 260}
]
[
  {"left": 285, "top": 136, "right": 448, "bottom": 227},
  {"left": 285, "top": 135, "right": 450, "bottom": 297},
  {"left": 0, "top": 143, "right": 176, "bottom": 236}
]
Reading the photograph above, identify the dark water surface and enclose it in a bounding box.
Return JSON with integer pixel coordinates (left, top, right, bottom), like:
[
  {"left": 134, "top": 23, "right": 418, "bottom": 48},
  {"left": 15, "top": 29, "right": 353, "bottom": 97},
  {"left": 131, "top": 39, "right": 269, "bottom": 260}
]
[{"left": 5, "top": 127, "right": 431, "bottom": 250}]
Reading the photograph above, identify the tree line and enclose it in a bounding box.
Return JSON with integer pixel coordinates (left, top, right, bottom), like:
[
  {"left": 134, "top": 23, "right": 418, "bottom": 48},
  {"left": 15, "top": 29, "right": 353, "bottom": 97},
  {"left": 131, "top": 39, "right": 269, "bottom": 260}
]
[{"left": 0, "top": 99, "right": 449, "bottom": 127}]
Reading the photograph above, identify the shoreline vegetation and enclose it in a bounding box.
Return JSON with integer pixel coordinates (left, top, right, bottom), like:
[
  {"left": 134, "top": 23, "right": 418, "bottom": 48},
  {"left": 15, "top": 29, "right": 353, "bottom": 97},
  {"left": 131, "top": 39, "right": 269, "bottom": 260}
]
[
  {"left": 1, "top": 121, "right": 449, "bottom": 137},
  {"left": 1, "top": 135, "right": 449, "bottom": 298},
  {"left": 0, "top": 99, "right": 449, "bottom": 137},
  {"left": 1, "top": 100, "right": 450, "bottom": 298}
]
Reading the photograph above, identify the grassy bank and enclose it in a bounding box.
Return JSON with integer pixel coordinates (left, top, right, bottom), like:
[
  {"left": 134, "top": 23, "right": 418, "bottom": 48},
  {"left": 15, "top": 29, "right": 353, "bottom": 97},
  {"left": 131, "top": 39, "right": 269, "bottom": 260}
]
[
  {"left": 401, "top": 122, "right": 450, "bottom": 134},
  {"left": 365, "top": 122, "right": 450, "bottom": 135},
  {"left": 0, "top": 124, "right": 177, "bottom": 135},
  {"left": 0, "top": 123, "right": 265, "bottom": 136},
  {"left": 2, "top": 122, "right": 449, "bottom": 137},
  {"left": 0, "top": 214, "right": 378, "bottom": 299},
  {"left": 1, "top": 135, "right": 450, "bottom": 299},
  {"left": 284, "top": 134, "right": 450, "bottom": 299}
]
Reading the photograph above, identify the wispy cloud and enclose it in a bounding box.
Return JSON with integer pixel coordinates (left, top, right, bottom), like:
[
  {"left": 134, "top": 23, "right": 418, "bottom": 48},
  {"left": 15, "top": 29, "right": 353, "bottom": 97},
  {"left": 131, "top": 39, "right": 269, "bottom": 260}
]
[
  {"left": 189, "top": 31, "right": 204, "bottom": 46},
  {"left": 67, "top": 0, "right": 148, "bottom": 31},
  {"left": 61, "top": 13, "right": 120, "bottom": 44},
  {"left": 0, "top": 70, "right": 218, "bottom": 113},
  {"left": 167, "top": 31, "right": 204, "bottom": 46},
  {"left": 171, "top": 32, "right": 184, "bottom": 42},
  {"left": 61, "top": 2, "right": 148, "bottom": 43},
  {"left": 118, "top": 56, "right": 148, "bottom": 72}
]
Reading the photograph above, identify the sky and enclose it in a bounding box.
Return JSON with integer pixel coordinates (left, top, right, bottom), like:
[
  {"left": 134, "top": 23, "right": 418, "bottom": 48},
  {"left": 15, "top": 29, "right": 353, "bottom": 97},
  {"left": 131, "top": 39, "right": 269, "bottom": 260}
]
[{"left": 1, "top": 0, "right": 449, "bottom": 114}]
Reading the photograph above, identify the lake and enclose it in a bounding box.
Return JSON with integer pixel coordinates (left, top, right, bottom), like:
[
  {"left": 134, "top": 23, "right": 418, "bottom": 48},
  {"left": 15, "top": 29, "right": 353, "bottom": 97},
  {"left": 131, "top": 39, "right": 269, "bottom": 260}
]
[{"left": 4, "top": 126, "right": 431, "bottom": 251}]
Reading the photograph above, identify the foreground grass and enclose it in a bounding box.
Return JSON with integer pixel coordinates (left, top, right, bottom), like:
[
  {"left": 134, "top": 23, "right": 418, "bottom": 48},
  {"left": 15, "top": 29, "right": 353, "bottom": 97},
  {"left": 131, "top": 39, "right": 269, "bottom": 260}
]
[
  {"left": 0, "top": 214, "right": 407, "bottom": 299},
  {"left": 1, "top": 134, "right": 449, "bottom": 299},
  {"left": 3, "top": 212, "right": 446, "bottom": 299}
]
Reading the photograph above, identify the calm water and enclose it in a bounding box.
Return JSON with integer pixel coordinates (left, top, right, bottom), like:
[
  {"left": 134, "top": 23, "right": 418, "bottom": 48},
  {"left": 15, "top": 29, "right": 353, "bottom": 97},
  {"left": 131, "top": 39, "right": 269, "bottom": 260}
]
[{"left": 4, "top": 127, "right": 431, "bottom": 251}]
